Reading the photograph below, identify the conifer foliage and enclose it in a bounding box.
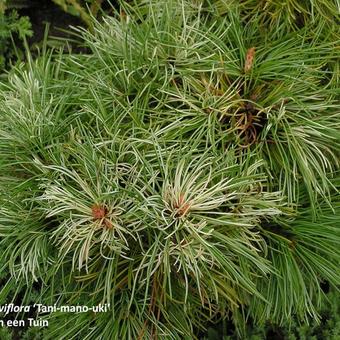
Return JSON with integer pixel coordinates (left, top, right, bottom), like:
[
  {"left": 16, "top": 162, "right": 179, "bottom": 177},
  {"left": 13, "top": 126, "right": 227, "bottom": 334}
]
[{"left": 0, "top": 0, "right": 339, "bottom": 338}]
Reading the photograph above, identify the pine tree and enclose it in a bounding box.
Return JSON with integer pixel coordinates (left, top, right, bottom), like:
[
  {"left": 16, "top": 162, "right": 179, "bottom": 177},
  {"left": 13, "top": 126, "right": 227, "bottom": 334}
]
[{"left": 0, "top": 1, "right": 339, "bottom": 338}]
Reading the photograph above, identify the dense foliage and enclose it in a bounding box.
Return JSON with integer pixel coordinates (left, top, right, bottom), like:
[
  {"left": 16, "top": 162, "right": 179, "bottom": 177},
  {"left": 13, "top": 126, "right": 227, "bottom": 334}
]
[
  {"left": 0, "top": 0, "right": 339, "bottom": 338},
  {"left": 0, "top": 2, "right": 32, "bottom": 73}
]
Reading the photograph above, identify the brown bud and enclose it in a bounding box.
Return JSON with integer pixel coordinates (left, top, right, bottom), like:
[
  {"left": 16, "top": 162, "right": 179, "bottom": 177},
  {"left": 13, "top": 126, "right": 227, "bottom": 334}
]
[
  {"left": 91, "top": 204, "right": 107, "bottom": 220},
  {"left": 244, "top": 47, "right": 256, "bottom": 73}
]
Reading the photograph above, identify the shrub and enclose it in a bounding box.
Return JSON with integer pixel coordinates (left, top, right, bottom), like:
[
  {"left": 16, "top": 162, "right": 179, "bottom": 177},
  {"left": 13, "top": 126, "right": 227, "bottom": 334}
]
[{"left": 0, "top": 0, "right": 339, "bottom": 338}]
